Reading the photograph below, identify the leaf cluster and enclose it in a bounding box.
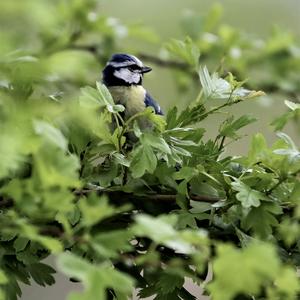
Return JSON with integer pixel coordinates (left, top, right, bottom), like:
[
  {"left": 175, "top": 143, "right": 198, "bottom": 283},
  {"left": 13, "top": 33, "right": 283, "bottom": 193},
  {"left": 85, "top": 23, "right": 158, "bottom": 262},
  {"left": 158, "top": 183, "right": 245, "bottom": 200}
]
[{"left": 0, "top": 2, "right": 300, "bottom": 300}]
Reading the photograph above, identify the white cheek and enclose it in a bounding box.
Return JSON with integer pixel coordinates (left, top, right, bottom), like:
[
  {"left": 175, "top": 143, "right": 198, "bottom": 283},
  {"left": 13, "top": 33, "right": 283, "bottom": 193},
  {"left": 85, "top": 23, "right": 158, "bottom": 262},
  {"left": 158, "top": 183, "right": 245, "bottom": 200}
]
[{"left": 114, "top": 69, "right": 141, "bottom": 84}]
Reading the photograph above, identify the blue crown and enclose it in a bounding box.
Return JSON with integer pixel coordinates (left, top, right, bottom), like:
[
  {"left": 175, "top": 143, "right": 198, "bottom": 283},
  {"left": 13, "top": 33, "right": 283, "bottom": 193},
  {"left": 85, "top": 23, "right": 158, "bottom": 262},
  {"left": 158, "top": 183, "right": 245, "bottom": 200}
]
[{"left": 108, "top": 54, "right": 143, "bottom": 68}]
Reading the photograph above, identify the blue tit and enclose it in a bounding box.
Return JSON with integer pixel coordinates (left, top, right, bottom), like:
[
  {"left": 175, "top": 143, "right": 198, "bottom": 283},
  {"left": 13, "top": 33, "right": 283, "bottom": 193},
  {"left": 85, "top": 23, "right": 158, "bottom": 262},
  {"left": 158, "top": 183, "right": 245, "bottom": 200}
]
[{"left": 102, "top": 54, "right": 163, "bottom": 127}]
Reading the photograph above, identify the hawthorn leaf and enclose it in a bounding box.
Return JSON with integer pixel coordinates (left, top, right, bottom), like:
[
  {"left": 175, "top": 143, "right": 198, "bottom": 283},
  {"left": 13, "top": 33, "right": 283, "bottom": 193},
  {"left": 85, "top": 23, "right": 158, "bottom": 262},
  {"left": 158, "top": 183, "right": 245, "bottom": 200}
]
[
  {"left": 130, "top": 145, "right": 157, "bottom": 178},
  {"left": 231, "top": 180, "right": 267, "bottom": 208},
  {"left": 242, "top": 203, "right": 282, "bottom": 238},
  {"left": 219, "top": 115, "right": 256, "bottom": 139},
  {"left": 208, "top": 243, "right": 281, "bottom": 300},
  {"left": 28, "top": 263, "right": 56, "bottom": 287}
]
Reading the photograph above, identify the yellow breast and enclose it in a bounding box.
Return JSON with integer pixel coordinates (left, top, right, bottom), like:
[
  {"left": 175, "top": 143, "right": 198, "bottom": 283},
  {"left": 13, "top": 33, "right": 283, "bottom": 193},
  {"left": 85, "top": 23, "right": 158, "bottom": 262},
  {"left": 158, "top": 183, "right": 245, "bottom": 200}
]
[{"left": 108, "top": 86, "right": 146, "bottom": 119}]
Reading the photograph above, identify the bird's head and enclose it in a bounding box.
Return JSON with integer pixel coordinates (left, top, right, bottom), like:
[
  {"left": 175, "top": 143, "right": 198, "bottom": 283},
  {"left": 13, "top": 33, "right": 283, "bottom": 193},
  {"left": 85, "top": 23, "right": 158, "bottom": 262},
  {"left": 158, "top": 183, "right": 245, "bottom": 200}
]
[{"left": 102, "top": 53, "right": 152, "bottom": 86}]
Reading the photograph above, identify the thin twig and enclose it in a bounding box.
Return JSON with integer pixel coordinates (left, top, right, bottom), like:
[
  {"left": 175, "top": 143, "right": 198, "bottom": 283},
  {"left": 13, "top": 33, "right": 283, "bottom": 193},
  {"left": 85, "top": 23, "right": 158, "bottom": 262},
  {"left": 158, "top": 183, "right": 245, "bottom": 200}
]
[
  {"left": 199, "top": 98, "right": 243, "bottom": 121},
  {"left": 137, "top": 53, "right": 191, "bottom": 71}
]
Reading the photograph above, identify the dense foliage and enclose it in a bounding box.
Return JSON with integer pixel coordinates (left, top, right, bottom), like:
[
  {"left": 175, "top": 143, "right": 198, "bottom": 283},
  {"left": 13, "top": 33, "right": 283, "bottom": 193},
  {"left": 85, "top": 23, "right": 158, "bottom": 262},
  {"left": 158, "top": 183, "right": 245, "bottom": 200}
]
[{"left": 0, "top": 1, "right": 300, "bottom": 300}]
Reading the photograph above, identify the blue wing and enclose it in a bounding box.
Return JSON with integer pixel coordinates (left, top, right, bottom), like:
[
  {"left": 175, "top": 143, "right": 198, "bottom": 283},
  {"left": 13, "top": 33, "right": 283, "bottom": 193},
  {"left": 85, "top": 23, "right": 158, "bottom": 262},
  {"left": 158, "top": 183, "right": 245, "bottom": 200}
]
[{"left": 144, "top": 92, "right": 163, "bottom": 115}]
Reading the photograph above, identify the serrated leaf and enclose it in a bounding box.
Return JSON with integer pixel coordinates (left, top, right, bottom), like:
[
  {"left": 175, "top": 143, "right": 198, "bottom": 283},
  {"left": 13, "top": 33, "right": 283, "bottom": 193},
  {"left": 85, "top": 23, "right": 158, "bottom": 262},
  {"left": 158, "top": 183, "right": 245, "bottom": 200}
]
[
  {"left": 156, "top": 273, "right": 184, "bottom": 294},
  {"left": 58, "top": 253, "right": 134, "bottom": 299},
  {"left": 219, "top": 115, "right": 256, "bottom": 139},
  {"left": 92, "top": 230, "right": 132, "bottom": 258},
  {"left": 208, "top": 243, "right": 281, "bottom": 300},
  {"left": 79, "top": 194, "right": 116, "bottom": 227},
  {"left": 231, "top": 180, "right": 268, "bottom": 208},
  {"left": 130, "top": 145, "right": 157, "bottom": 178},
  {"left": 166, "top": 37, "right": 200, "bottom": 67},
  {"left": 242, "top": 203, "right": 282, "bottom": 238},
  {"left": 274, "top": 267, "right": 300, "bottom": 297},
  {"left": 28, "top": 263, "right": 56, "bottom": 286},
  {"left": 34, "top": 146, "right": 80, "bottom": 188}
]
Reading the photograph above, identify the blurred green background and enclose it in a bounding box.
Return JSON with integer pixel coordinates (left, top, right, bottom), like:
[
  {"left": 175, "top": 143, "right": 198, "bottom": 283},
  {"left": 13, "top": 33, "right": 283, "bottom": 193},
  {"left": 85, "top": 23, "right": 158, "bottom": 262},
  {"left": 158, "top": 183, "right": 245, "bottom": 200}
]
[
  {"left": 0, "top": 0, "right": 299, "bottom": 298},
  {"left": 2, "top": 0, "right": 299, "bottom": 159},
  {"left": 101, "top": 0, "right": 300, "bottom": 154}
]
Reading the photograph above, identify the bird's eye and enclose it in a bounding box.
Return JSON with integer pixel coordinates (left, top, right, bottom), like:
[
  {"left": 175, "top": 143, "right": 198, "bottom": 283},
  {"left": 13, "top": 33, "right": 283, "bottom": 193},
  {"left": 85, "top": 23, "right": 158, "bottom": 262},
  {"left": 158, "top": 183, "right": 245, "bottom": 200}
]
[{"left": 128, "top": 65, "right": 140, "bottom": 71}]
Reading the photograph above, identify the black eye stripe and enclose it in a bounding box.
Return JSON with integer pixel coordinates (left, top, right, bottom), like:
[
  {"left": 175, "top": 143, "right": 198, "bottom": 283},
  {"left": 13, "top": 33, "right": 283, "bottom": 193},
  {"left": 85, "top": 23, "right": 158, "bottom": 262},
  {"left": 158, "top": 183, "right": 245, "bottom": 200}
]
[{"left": 128, "top": 65, "right": 140, "bottom": 70}]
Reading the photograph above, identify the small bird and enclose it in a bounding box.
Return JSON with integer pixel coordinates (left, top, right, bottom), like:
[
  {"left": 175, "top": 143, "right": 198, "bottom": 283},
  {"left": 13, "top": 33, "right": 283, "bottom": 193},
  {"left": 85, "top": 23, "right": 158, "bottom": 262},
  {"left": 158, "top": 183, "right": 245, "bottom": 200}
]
[{"left": 102, "top": 54, "right": 163, "bottom": 124}]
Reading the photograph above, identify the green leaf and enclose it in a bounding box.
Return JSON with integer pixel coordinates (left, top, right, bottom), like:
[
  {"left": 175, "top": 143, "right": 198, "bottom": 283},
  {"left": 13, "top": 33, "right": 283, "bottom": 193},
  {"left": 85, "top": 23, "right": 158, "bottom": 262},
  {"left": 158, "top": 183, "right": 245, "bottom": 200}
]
[
  {"left": 13, "top": 237, "right": 29, "bottom": 252},
  {"left": 96, "top": 81, "right": 115, "bottom": 105},
  {"left": 219, "top": 115, "right": 256, "bottom": 139},
  {"left": 271, "top": 101, "right": 300, "bottom": 130},
  {"left": 203, "top": 3, "right": 223, "bottom": 31},
  {"left": 173, "top": 166, "right": 198, "bottom": 181},
  {"left": 0, "top": 270, "right": 8, "bottom": 285},
  {"left": 36, "top": 236, "right": 63, "bottom": 253},
  {"left": 133, "top": 215, "right": 195, "bottom": 254},
  {"left": 28, "top": 263, "right": 56, "bottom": 286},
  {"left": 242, "top": 203, "right": 282, "bottom": 238},
  {"left": 156, "top": 272, "right": 184, "bottom": 294},
  {"left": 130, "top": 144, "right": 157, "bottom": 178},
  {"left": 58, "top": 253, "right": 134, "bottom": 299},
  {"left": 34, "top": 145, "right": 80, "bottom": 188},
  {"left": 79, "top": 194, "right": 116, "bottom": 227},
  {"left": 34, "top": 120, "right": 68, "bottom": 151},
  {"left": 247, "top": 133, "right": 268, "bottom": 165},
  {"left": 92, "top": 230, "right": 133, "bottom": 258},
  {"left": 79, "top": 86, "right": 104, "bottom": 109},
  {"left": 208, "top": 243, "right": 281, "bottom": 300},
  {"left": 274, "top": 267, "right": 300, "bottom": 298},
  {"left": 96, "top": 82, "right": 126, "bottom": 113},
  {"left": 57, "top": 252, "right": 92, "bottom": 282},
  {"left": 231, "top": 180, "right": 267, "bottom": 208},
  {"left": 166, "top": 37, "right": 200, "bottom": 67},
  {"left": 189, "top": 201, "right": 212, "bottom": 214},
  {"left": 167, "top": 104, "right": 206, "bottom": 128},
  {"left": 143, "top": 133, "right": 171, "bottom": 154},
  {"left": 133, "top": 215, "right": 177, "bottom": 242},
  {"left": 80, "top": 83, "right": 125, "bottom": 115}
]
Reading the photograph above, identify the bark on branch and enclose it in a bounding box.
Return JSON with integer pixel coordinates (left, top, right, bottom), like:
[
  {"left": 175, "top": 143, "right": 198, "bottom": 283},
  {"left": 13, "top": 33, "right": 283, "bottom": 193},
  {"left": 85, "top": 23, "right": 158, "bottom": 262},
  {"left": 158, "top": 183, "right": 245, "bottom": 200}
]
[{"left": 73, "top": 189, "right": 222, "bottom": 203}]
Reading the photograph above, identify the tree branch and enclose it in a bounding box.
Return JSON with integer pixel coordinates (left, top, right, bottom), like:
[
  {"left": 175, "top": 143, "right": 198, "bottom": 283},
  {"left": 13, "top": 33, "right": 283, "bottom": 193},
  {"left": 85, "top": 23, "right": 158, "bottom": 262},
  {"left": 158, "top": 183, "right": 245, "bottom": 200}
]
[
  {"left": 73, "top": 189, "right": 221, "bottom": 203},
  {"left": 137, "top": 53, "right": 191, "bottom": 71},
  {"left": 68, "top": 44, "right": 193, "bottom": 72},
  {"left": 67, "top": 43, "right": 300, "bottom": 99}
]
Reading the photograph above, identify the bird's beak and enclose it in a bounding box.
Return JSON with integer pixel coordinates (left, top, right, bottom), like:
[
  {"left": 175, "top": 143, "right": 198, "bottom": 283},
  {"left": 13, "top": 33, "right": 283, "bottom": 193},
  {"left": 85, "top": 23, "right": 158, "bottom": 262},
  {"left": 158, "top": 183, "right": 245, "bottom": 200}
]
[{"left": 141, "top": 66, "right": 152, "bottom": 73}]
